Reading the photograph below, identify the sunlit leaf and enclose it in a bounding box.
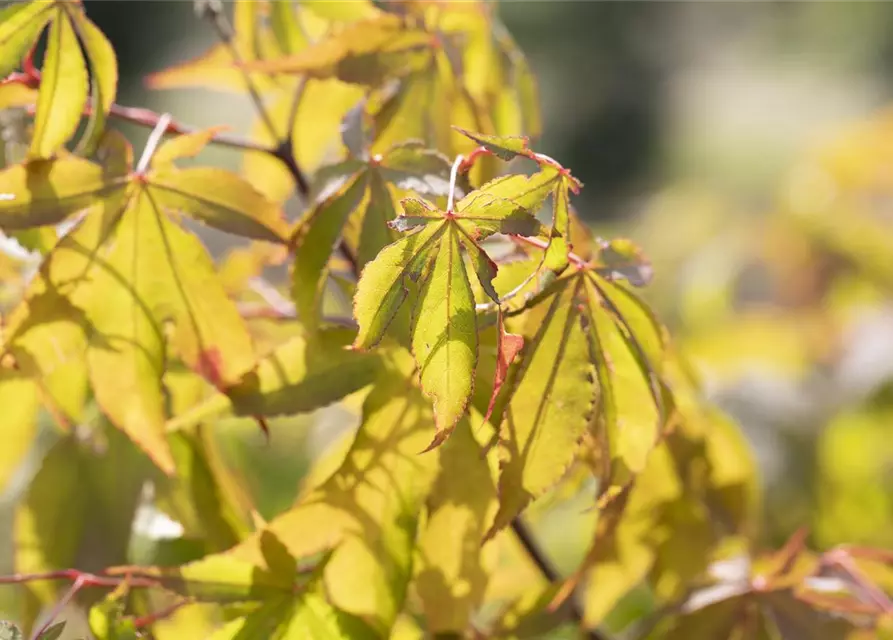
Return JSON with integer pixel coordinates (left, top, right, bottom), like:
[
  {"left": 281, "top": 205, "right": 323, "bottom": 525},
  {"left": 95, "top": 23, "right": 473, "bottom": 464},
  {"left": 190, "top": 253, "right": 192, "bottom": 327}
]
[
  {"left": 168, "top": 328, "right": 381, "bottom": 430},
  {"left": 227, "top": 350, "right": 440, "bottom": 634},
  {"left": 453, "top": 127, "right": 531, "bottom": 161},
  {"left": 30, "top": 6, "right": 89, "bottom": 159},
  {"left": 486, "top": 276, "right": 595, "bottom": 538},
  {"left": 416, "top": 417, "right": 497, "bottom": 633}
]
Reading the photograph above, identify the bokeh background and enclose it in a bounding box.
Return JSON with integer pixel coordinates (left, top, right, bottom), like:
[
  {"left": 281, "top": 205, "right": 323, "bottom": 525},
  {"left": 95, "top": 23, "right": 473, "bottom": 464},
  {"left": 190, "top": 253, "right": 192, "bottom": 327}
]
[{"left": 5, "top": 0, "right": 893, "bottom": 634}]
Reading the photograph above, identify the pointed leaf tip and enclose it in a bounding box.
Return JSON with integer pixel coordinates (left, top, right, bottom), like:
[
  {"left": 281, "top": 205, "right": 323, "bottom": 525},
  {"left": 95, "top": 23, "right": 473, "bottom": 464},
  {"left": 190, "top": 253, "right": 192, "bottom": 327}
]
[
  {"left": 482, "top": 312, "right": 524, "bottom": 427},
  {"left": 452, "top": 127, "right": 531, "bottom": 162}
]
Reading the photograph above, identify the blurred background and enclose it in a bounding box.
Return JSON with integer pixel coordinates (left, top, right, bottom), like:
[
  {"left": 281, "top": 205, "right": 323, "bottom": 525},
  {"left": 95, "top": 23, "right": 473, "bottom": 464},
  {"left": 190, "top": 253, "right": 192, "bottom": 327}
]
[{"left": 6, "top": 0, "right": 893, "bottom": 634}]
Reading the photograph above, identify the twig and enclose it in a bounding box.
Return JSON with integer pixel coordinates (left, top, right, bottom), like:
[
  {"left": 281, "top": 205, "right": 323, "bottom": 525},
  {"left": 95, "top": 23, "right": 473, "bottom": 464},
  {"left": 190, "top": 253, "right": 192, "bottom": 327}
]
[
  {"left": 198, "top": 0, "right": 280, "bottom": 142},
  {"left": 511, "top": 518, "right": 612, "bottom": 640},
  {"left": 108, "top": 103, "right": 272, "bottom": 155},
  {"left": 510, "top": 233, "right": 590, "bottom": 269},
  {"left": 447, "top": 154, "right": 464, "bottom": 212},
  {"left": 135, "top": 112, "right": 172, "bottom": 174}
]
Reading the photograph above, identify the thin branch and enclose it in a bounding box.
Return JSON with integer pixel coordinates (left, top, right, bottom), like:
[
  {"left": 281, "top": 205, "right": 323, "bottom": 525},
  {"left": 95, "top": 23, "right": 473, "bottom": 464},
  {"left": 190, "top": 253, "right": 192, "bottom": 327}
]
[
  {"left": 32, "top": 575, "right": 85, "bottom": 640},
  {"left": 135, "top": 112, "right": 172, "bottom": 173},
  {"left": 108, "top": 103, "right": 273, "bottom": 155},
  {"left": 511, "top": 518, "right": 612, "bottom": 640},
  {"left": 511, "top": 233, "right": 590, "bottom": 269},
  {"left": 447, "top": 154, "right": 464, "bottom": 212},
  {"left": 198, "top": 0, "right": 279, "bottom": 142}
]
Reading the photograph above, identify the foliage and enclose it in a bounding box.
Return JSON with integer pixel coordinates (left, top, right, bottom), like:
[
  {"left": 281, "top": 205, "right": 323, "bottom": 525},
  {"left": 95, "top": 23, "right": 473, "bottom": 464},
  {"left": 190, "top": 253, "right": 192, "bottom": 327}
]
[{"left": 0, "top": 1, "right": 890, "bottom": 639}]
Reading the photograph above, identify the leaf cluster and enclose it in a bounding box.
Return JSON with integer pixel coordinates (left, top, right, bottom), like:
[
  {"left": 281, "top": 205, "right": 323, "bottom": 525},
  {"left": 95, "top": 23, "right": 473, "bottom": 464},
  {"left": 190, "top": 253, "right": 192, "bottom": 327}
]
[{"left": 0, "top": 2, "right": 890, "bottom": 639}]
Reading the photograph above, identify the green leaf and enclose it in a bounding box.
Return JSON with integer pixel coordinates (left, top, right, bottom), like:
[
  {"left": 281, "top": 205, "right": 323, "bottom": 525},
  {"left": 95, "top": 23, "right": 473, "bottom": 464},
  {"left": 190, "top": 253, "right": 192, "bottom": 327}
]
[
  {"left": 116, "top": 530, "right": 307, "bottom": 603},
  {"left": 0, "top": 158, "right": 122, "bottom": 230},
  {"left": 378, "top": 141, "right": 452, "bottom": 196},
  {"left": 486, "top": 275, "right": 596, "bottom": 538},
  {"left": 88, "top": 590, "right": 139, "bottom": 640},
  {"left": 14, "top": 437, "right": 86, "bottom": 629},
  {"left": 352, "top": 222, "right": 444, "bottom": 349},
  {"left": 244, "top": 15, "right": 432, "bottom": 85},
  {"left": 149, "top": 167, "right": 289, "bottom": 243},
  {"left": 543, "top": 178, "right": 571, "bottom": 273},
  {"left": 228, "top": 351, "right": 441, "bottom": 634},
  {"left": 292, "top": 172, "right": 368, "bottom": 329},
  {"left": 35, "top": 621, "right": 65, "bottom": 640},
  {"left": 0, "top": 1, "right": 52, "bottom": 78},
  {"left": 30, "top": 7, "right": 89, "bottom": 159},
  {"left": 70, "top": 11, "right": 118, "bottom": 154},
  {"left": 412, "top": 225, "right": 477, "bottom": 446},
  {"left": 452, "top": 169, "right": 558, "bottom": 240},
  {"left": 169, "top": 329, "right": 381, "bottom": 430},
  {"left": 156, "top": 425, "right": 255, "bottom": 552},
  {"left": 416, "top": 418, "right": 497, "bottom": 633},
  {"left": 453, "top": 127, "right": 531, "bottom": 161}
]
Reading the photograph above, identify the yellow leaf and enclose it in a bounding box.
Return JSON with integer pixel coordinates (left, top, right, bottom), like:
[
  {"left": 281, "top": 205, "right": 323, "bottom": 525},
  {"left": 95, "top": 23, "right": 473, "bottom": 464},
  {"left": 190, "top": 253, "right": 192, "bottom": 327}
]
[
  {"left": 416, "top": 418, "right": 497, "bottom": 633},
  {"left": 487, "top": 275, "right": 596, "bottom": 538},
  {"left": 149, "top": 166, "right": 289, "bottom": 243},
  {"left": 0, "top": 369, "right": 39, "bottom": 493},
  {"left": 229, "top": 350, "right": 441, "bottom": 633},
  {"left": 30, "top": 7, "right": 89, "bottom": 158}
]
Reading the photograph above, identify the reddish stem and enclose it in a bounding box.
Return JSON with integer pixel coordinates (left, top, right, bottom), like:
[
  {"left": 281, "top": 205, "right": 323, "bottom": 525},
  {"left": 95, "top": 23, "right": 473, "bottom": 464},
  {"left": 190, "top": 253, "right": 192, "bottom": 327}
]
[
  {"left": 22, "top": 42, "right": 40, "bottom": 83},
  {"left": 131, "top": 598, "right": 190, "bottom": 628}
]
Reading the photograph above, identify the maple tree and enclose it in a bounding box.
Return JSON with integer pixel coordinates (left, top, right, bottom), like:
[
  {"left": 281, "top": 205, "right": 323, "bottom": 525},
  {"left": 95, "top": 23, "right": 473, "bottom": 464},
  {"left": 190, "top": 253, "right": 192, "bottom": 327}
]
[{"left": 0, "top": 1, "right": 891, "bottom": 639}]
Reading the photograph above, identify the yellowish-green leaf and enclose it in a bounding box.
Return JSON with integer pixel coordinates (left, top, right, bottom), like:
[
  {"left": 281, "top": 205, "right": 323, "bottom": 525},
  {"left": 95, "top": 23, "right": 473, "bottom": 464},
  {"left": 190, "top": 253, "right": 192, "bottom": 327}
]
[
  {"left": 302, "top": 0, "right": 379, "bottom": 22},
  {"left": 151, "top": 128, "right": 224, "bottom": 168},
  {"left": 0, "top": 369, "right": 39, "bottom": 493},
  {"left": 416, "top": 418, "right": 497, "bottom": 633},
  {"left": 228, "top": 351, "right": 440, "bottom": 634},
  {"left": 149, "top": 167, "right": 289, "bottom": 243},
  {"left": 486, "top": 275, "right": 595, "bottom": 538},
  {"left": 30, "top": 8, "right": 89, "bottom": 158},
  {"left": 453, "top": 127, "right": 531, "bottom": 161},
  {"left": 453, "top": 168, "right": 559, "bottom": 240},
  {"left": 243, "top": 15, "right": 431, "bottom": 84},
  {"left": 14, "top": 437, "right": 86, "bottom": 629},
  {"left": 412, "top": 225, "right": 477, "bottom": 443},
  {"left": 0, "top": 158, "right": 122, "bottom": 230},
  {"left": 156, "top": 427, "right": 253, "bottom": 552},
  {"left": 543, "top": 179, "right": 571, "bottom": 273},
  {"left": 352, "top": 222, "right": 444, "bottom": 349},
  {"left": 270, "top": 0, "right": 309, "bottom": 55},
  {"left": 81, "top": 193, "right": 173, "bottom": 473},
  {"left": 0, "top": 1, "right": 53, "bottom": 78},
  {"left": 169, "top": 329, "right": 381, "bottom": 429},
  {"left": 70, "top": 11, "right": 118, "bottom": 154},
  {"left": 292, "top": 172, "right": 368, "bottom": 329},
  {"left": 581, "top": 445, "right": 680, "bottom": 626}
]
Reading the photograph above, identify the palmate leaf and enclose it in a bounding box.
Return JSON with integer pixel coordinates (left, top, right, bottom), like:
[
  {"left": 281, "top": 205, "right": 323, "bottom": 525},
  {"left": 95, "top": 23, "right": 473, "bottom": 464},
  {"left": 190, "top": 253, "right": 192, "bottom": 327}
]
[
  {"left": 0, "top": 0, "right": 118, "bottom": 157},
  {"left": 352, "top": 169, "right": 554, "bottom": 442},
  {"left": 224, "top": 349, "right": 440, "bottom": 635},
  {"left": 238, "top": 2, "right": 540, "bottom": 175},
  {"left": 575, "top": 354, "right": 758, "bottom": 627},
  {"left": 0, "top": 131, "right": 287, "bottom": 473},
  {"left": 479, "top": 258, "right": 671, "bottom": 539},
  {"left": 291, "top": 140, "right": 452, "bottom": 329}
]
